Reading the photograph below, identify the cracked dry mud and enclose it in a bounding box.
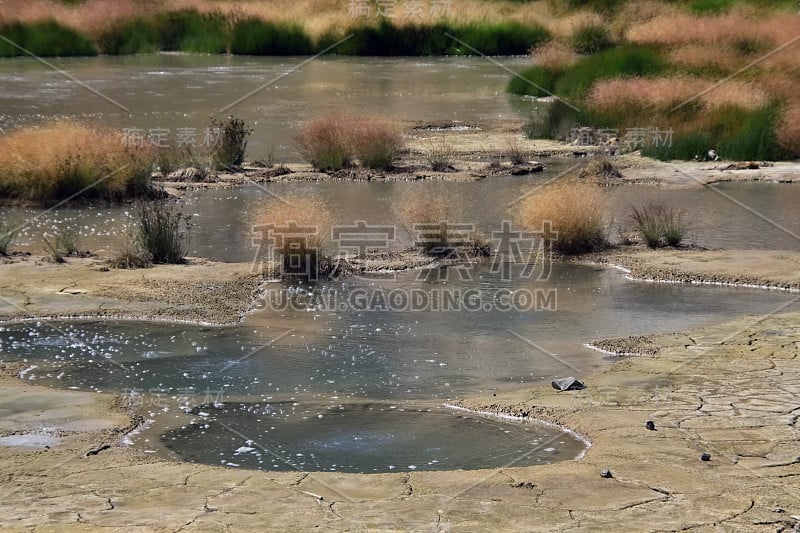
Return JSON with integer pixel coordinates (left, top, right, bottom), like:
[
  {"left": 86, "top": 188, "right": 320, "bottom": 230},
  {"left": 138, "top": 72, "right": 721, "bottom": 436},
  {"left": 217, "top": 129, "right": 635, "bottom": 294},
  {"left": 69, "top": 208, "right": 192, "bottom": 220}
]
[{"left": 1, "top": 307, "right": 798, "bottom": 531}]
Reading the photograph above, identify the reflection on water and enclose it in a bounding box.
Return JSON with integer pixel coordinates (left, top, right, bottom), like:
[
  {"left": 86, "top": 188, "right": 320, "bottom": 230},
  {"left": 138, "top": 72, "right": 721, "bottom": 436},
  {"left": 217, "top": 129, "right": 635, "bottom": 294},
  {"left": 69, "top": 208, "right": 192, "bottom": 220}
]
[
  {"left": 3, "top": 55, "right": 799, "bottom": 472},
  {"left": 2, "top": 180, "right": 799, "bottom": 259},
  {"left": 161, "top": 403, "right": 586, "bottom": 472},
  {"left": 3, "top": 260, "right": 798, "bottom": 471},
  {"left": 0, "top": 55, "right": 534, "bottom": 159}
]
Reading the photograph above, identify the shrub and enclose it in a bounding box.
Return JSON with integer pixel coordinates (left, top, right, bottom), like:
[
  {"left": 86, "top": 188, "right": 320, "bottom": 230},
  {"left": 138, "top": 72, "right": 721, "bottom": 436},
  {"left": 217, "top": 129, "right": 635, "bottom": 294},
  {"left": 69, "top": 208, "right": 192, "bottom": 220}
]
[
  {"left": 349, "top": 117, "right": 403, "bottom": 170},
  {"left": 580, "top": 158, "right": 622, "bottom": 180},
  {"left": 571, "top": 24, "right": 614, "bottom": 54},
  {"left": 295, "top": 115, "right": 352, "bottom": 171},
  {"left": 0, "top": 20, "right": 96, "bottom": 57},
  {"left": 137, "top": 201, "right": 192, "bottom": 264},
  {"left": 508, "top": 66, "right": 561, "bottom": 98},
  {"left": 209, "top": 116, "right": 252, "bottom": 170},
  {"left": 629, "top": 203, "right": 688, "bottom": 248},
  {"left": 0, "top": 122, "right": 155, "bottom": 205},
  {"left": 256, "top": 194, "right": 334, "bottom": 280},
  {"left": 553, "top": 45, "right": 666, "bottom": 100},
  {"left": 514, "top": 182, "right": 608, "bottom": 255},
  {"left": 453, "top": 22, "right": 550, "bottom": 55}
]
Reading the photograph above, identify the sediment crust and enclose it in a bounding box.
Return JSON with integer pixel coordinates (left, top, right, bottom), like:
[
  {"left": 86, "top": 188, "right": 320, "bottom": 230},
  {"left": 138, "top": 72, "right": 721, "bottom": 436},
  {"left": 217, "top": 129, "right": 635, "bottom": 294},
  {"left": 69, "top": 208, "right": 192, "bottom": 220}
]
[{"left": 1, "top": 248, "right": 799, "bottom": 530}]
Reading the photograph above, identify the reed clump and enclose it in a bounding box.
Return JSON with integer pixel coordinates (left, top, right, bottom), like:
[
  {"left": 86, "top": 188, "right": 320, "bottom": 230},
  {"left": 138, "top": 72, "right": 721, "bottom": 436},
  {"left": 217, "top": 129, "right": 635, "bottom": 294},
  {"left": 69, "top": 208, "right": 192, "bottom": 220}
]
[{"left": 514, "top": 182, "right": 609, "bottom": 255}]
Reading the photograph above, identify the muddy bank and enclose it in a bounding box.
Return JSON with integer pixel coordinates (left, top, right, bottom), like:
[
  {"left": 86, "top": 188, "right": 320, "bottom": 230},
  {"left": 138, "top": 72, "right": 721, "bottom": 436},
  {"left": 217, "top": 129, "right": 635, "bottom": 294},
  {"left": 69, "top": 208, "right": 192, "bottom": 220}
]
[
  {"left": 0, "top": 250, "right": 461, "bottom": 325},
  {"left": 1, "top": 309, "right": 798, "bottom": 531},
  {"left": 581, "top": 247, "right": 800, "bottom": 292},
  {"left": 0, "top": 257, "right": 264, "bottom": 325},
  {"left": 156, "top": 125, "right": 800, "bottom": 192}
]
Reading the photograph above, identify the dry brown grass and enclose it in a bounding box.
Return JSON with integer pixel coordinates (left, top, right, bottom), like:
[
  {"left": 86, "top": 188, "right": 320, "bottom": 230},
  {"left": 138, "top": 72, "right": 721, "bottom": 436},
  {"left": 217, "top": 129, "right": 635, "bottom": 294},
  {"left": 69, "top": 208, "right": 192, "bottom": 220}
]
[
  {"left": 294, "top": 114, "right": 352, "bottom": 171},
  {"left": 256, "top": 193, "right": 334, "bottom": 246},
  {"left": 668, "top": 44, "right": 746, "bottom": 72},
  {"left": 348, "top": 116, "right": 404, "bottom": 170},
  {"left": 776, "top": 104, "right": 800, "bottom": 157},
  {"left": 295, "top": 113, "right": 404, "bottom": 171},
  {"left": 531, "top": 41, "right": 579, "bottom": 69},
  {"left": 255, "top": 192, "right": 335, "bottom": 277},
  {"left": 0, "top": 122, "right": 153, "bottom": 204},
  {"left": 513, "top": 181, "right": 608, "bottom": 255},
  {"left": 0, "top": 0, "right": 557, "bottom": 39},
  {"left": 586, "top": 76, "right": 770, "bottom": 113},
  {"left": 395, "top": 185, "right": 471, "bottom": 254},
  {"left": 628, "top": 12, "right": 800, "bottom": 48}
]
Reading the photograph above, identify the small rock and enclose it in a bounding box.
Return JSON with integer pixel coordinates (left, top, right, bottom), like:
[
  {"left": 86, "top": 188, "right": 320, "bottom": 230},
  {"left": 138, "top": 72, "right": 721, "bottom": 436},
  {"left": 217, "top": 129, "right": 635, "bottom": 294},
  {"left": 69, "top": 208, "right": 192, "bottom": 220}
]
[
  {"left": 645, "top": 420, "right": 656, "bottom": 431},
  {"left": 600, "top": 469, "right": 613, "bottom": 479},
  {"left": 551, "top": 377, "right": 586, "bottom": 391},
  {"left": 701, "top": 453, "right": 711, "bottom": 462}
]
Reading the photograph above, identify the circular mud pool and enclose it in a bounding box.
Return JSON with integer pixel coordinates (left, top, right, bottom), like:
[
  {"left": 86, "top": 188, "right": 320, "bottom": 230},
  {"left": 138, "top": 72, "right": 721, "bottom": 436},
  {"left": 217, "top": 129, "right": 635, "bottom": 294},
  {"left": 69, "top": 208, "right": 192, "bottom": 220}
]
[{"left": 160, "top": 403, "right": 587, "bottom": 473}]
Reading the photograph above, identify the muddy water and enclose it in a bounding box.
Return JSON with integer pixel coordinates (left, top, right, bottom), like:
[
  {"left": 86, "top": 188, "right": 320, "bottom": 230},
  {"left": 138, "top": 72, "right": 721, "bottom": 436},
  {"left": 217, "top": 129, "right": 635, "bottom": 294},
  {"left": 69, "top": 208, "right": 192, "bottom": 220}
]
[
  {"left": 2, "top": 180, "right": 800, "bottom": 258},
  {"left": 3, "top": 55, "right": 800, "bottom": 472},
  {"left": 3, "top": 260, "right": 799, "bottom": 470},
  {"left": 0, "top": 55, "right": 532, "bottom": 159}
]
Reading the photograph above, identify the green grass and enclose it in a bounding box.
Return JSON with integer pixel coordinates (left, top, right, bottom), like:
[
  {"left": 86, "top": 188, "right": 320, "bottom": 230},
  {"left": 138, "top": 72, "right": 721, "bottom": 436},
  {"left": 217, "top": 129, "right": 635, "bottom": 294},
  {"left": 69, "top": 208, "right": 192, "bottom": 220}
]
[
  {"left": 210, "top": 116, "right": 252, "bottom": 170},
  {"left": 137, "top": 202, "right": 192, "bottom": 264},
  {"left": 548, "top": 0, "right": 625, "bottom": 13},
  {"left": 630, "top": 203, "right": 688, "bottom": 247},
  {"left": 98, "top": 13, "right": 549, "bottom": 56},
  {"left": 230, "top": 19, "right": 314, "bottom": 55},
  {"left": 0, "top": 20, "right": 96, "bottom": 57},
  {"left": 321, "top": 19, "right": 550, "bottom": 56},
  {"left": 510, "top": 46, "right": 666, "bottom": 99},
  {"left": 570, "top": 24, "right": 614, "bottom": 54},
  {"left": 642, "top": 105, "right": 785, "bottom": 161},
  {"left": 98, "top": 10, "right": 228, "bottom": 55}
]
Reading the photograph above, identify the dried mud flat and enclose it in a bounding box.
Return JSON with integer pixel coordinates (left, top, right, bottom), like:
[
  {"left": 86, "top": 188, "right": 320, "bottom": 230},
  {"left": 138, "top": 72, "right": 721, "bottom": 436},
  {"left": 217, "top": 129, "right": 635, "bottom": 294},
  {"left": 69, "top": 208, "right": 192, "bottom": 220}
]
[
  {"left": 0, "top": 249, "right": 799, "bottom": 531},
  {"left": 1, "top": 309, "right": 798, "bottom": 531}
]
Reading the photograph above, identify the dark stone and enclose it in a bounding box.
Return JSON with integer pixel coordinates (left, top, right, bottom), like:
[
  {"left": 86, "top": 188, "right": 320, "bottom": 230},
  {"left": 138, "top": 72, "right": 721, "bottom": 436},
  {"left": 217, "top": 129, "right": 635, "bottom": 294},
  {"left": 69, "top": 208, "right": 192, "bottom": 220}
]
[
  {"left": 701, "top": 453, "right": 711, "bottom": 461},
  {"left": 646, "top": 420, "right": 656, "bottom": 431},
  {"left": 600, "top": 469, "right": 613, "bottom": 478},
  {"left": 551, "top": 377, "right": 586, "bottom": 391}
]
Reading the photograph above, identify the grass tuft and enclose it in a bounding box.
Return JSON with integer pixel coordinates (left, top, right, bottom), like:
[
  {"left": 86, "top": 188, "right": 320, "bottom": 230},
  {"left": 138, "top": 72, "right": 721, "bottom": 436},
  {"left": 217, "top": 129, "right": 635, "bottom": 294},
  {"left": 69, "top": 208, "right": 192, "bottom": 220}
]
[
  {"left": 514, "top": 181, "right": 608, "bottom": 255},
  {"left": 424, "top": 138, "right": 455, "bottom": 172},
  {"left": 295, "top": 114, "right": 352, "bottom": 172},
  {"left": 137, "top": 201, "right": 192, "bottom": 264},
  {"left": 396, "top": 186, "right": 476, "bottom": 256},
  {"left": 0, "top": 122, "right": 155, "bottom": 206},
  {"left": 209, "top": 116, "right": 252, "bottom": 170},
  {"left": 629, "top": 203, "right": 688, "bottom": 247},
  {"left": 256, "top": 194, "right": 334, "bottom": 280},
  {"left": 0, "top": 216, "right": 16, "bottom": 256},
  {"left": 349, "top": 117, "right": 403, "bottom": 170}
]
